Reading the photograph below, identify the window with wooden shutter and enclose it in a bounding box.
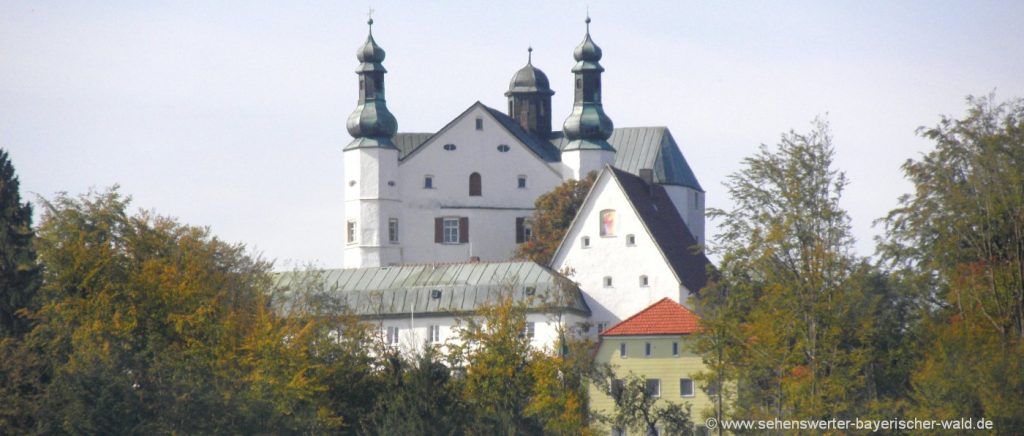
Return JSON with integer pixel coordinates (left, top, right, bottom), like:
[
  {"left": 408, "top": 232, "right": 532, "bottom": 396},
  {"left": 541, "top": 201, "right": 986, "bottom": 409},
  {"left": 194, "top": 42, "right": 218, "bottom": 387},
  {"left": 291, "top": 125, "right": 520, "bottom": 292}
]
[
  {"left": 434, "top": 217, "right": 443, "bottom": 243},
  {"left": 459, "top": 217, "right": 469, "bottom": 243}
]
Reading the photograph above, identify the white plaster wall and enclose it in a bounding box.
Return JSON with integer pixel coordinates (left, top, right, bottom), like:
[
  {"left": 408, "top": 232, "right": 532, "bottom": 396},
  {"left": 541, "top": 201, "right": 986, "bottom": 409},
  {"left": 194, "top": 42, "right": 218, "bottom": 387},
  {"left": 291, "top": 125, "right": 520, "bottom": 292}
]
[
  {"left": 343, "top": 147, "right": 402, "bottom": 268},
  {"left": 551, "top": 171, "right": 682, "bottom": 333},
  {"left": 560, "top": 149, "right": 615, "bottom": 180},
  {"left": 663, "top": 185, "right": 705, "bottom": 246},
  {"left": 372, "top": 311, "right": 590, "bottom": 356},
  {"left": 396, "top": 105, "right": 565, "bottom": 264}
]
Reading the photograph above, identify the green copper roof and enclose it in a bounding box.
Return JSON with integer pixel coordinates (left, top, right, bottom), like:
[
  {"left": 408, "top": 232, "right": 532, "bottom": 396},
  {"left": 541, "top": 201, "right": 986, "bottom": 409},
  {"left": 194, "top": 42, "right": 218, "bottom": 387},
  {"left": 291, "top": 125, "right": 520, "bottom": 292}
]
[{"left": 273, "top": 261, "right": 590, "bottom": 318}]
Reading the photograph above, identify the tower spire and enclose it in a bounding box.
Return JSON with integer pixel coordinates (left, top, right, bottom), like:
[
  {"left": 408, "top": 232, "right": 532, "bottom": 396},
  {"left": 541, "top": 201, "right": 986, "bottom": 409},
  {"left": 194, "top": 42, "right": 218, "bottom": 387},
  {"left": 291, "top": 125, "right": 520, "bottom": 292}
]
[
  {"left": 345, "top": 17, "right": 398, "bottom": 150},
  {"left": 562, "top": 16, "right": 614, "bottom": 151}
]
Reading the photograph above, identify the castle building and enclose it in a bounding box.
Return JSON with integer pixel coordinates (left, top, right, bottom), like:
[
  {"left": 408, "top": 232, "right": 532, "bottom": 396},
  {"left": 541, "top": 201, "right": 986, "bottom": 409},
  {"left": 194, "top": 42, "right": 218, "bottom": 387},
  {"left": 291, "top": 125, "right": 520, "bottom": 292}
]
[{"left": 278, "top": 17, "right": 711, "bottom": 349}]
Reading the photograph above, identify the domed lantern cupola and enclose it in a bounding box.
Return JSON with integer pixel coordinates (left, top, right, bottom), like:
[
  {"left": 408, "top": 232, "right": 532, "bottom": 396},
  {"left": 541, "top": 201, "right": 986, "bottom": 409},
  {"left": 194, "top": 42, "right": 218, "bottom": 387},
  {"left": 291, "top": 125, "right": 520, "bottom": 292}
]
[
  {"left": 505, "top": 47, "right": 555, "bottom": 138},
  {"left": 345, "top": 18, "right": 399, "bottom": 150},
  {"left": 562, "top": 16, "right": 614, "bottom": 152}
]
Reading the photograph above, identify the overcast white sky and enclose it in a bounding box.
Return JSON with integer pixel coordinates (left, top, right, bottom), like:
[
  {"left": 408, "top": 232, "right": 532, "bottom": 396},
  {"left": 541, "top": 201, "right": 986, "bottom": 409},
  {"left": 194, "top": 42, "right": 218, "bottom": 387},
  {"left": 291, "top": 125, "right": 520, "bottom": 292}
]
[{"left": 3, "top": 1, "right": 1023, "bottom": 269}]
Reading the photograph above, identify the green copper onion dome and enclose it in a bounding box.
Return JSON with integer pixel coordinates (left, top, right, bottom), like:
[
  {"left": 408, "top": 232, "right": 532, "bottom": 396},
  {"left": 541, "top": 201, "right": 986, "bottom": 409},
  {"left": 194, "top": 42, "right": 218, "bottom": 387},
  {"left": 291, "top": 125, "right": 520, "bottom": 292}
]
[
  {"left": 346, "top": 18, "right": 398, "bottom": 150},
  {"left": 507, "top": 47, "right": 555, "bottom": 96},
  {"left": 562, "top": 16, "right": 614, "bottom": 150},
  {"left": 356, "top": 18, "right": 386, "bottom": 64},
  {"left": 573, "top": 17, "right": 603, "bottom": 64}
]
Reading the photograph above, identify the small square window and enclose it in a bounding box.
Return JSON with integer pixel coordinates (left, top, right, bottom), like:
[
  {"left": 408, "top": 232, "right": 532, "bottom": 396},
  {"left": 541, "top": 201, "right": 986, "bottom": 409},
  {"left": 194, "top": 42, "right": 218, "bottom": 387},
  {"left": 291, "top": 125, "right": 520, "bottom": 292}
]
[
  {"left": 517, "top": 175, "right": 527, "bottom": 189},
  {"left": 626, "top": 234, "right": 636, "bottom": 245},
  {"left": 680, "top": 378, "right": 694, "bottom": 397},
  {"left": 424, "top": 175, "right": 434, "bottom": 189},
  {"left": 645, "top": 379, "right": 661, "bottom": 397},
  {"left": 582, "top": 236, "right": 590, "bottom": 248},
  {"left": 475, "top": 118, "right": 483, "bottom": 130},
  {"left": 640, "top": 275, "right": 649, "bottom": 287},
  {"left": 603, "top": 276, "right": 613, "bottom": 287}
]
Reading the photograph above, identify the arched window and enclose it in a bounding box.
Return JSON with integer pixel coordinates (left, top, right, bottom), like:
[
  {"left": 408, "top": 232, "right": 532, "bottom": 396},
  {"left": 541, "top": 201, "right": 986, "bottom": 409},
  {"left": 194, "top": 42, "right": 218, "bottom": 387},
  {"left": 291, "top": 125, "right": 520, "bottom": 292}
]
[{"left": 469, "top": 172, "right": 482, "bottom": 196}]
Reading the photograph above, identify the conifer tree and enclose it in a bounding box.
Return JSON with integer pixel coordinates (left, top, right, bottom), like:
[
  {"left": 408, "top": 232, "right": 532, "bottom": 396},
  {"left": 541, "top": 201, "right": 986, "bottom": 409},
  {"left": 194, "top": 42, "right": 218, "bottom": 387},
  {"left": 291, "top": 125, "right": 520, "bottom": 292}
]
[{"left": 0, "top": 149, "right": 40, "bottom": 338}]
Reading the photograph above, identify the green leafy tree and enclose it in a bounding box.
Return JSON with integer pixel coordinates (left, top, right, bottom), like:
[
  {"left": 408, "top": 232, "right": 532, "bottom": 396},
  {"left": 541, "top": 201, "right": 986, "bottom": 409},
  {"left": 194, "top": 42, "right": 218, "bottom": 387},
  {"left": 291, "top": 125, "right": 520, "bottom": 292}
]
[
  {"left": 0, "top": 149, "right": 40, "bottom": 338},
  {"left": 514, "top": 171, "right": 596, "bottom": 265},
  {"left": 592, "top": 370, "right": 694, "bottom": 435},
  {"left": 880, "top": 95, "right": 1024, "bottom": 431},
  {"left": 361, "top": 349, "right": 468, "bottom": 435},
  {"left": 695, "top": 119, "right": 879, "bottom": 423}
]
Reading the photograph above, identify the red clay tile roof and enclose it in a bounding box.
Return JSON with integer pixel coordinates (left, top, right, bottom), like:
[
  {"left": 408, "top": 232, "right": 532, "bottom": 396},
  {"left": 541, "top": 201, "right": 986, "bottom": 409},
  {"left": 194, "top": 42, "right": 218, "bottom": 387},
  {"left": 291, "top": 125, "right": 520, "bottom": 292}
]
[{"left": 601, "top": 298, "right": 701, "bottom": 336}]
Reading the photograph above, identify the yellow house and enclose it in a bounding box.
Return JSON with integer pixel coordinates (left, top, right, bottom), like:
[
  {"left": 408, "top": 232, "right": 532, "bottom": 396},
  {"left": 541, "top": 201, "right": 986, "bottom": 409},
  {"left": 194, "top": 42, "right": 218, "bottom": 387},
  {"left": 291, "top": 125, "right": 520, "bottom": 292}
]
[{"left": 591, "top": 298, "right": 712, "bottom": 435}]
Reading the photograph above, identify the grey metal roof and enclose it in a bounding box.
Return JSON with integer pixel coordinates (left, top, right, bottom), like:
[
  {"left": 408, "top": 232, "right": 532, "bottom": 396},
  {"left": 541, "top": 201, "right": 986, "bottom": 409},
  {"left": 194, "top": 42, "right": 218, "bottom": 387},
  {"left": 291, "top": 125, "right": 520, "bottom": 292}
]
[
  {"left": 550, "top": 127, "right": 702, "bottom": 191},
  {"left": 392, "top": 132, "right": 432, "bottom": 158},
  {"left": 273, "top": 261, "right": 590, "bottom": 318}
]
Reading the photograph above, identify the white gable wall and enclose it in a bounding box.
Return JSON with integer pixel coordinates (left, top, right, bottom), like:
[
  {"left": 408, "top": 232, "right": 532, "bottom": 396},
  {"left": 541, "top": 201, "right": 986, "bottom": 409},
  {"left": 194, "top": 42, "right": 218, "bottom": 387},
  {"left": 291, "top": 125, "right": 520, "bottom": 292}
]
[
  {"left": 551, "top": 170, "right": 683, "bottom": 333},
  {"left": 396, "top": 105, "right": 565, "bottom": 264}
]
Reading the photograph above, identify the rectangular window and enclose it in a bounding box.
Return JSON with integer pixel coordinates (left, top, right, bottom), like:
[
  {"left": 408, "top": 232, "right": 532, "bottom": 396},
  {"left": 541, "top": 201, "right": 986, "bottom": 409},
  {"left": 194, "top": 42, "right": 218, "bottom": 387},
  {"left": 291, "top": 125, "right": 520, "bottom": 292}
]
[
  {"left": 672, "top": 342, "right": 679, "bottom": 356},
  {"left": 640, "top": 275, "right": 649, "bottom": 287},
  {"left": 645, "top": 342, "right": 652, "bottom": 357},
  {"left": 582, "top": 236, "right": 590, "bottom": 248},
  {"left": 619, "top": 342, "right": 627, "bottom": 358},
  {"left": 346, "top": 221, "right": 356, "bottom": 244},
  {"left": 386, "top": 326, "right": 399, "bottom": 344},
  {"left": 604, "top": 276, "right": 613, "bottom": 287},
  {"left": 435, "top": 217, "right": 468, "bottom": 244},
  {"left": 597, "top": 322, "right": 608, "bottom": 333},
  {"left": 443, "top": 218, "right": 459, "bottom": 243},
  {"left": 645, "top": 379, "right": 661, "bottom": 397},
  {"left": 516, "top": 217, "right": 533, "bottom": 243},
  {"left": 424, "top": 175, "right": 434, "bottom": 189},
  {"left": 611, "top": 379, "right": 625, "bottom": 399},
  {"left": 429, "top": 325, "right": 440, "bottom": 342},
  {"left": 388, "top": 218, "right": 399, "bottom": 243},
  {"left": 517, "top": 175, "right": 527, "bottom": 189},
  {"left": 521, "top": 321, "right": 535, "bottom": 339},
  {"left": 475, "top": 117, "right": 483, "bottom": 130},
  {"left": 680, "top": 378, "right": 694, "bottom": 397},
  {"left": 626, "top": 234, "right": 635, "bottom": 245}
]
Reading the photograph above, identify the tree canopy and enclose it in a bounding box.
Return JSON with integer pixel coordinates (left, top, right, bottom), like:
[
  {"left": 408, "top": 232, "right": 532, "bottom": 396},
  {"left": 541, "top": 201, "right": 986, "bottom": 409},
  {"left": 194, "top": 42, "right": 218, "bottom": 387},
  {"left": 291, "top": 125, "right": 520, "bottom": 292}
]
[{"left": 514, "top": 171, "right": 596, "bottom": 265}]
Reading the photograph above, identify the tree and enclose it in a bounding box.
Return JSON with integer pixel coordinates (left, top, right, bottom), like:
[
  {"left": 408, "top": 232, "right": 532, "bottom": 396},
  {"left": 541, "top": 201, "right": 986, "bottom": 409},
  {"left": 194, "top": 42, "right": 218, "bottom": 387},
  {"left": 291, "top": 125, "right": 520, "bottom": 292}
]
[
  {"left": 514, "top": 171, "right": 596, "bottom": 265},
  {"left": 21, "top": 188, "right": 345, "bottom": 434},
  {"left": 0, "top": 149, "right": 40, "bottom": 339},
  {"left": 695, "top": 119, "right": 879, "bottom": 422},
  {"left": 880, "top": 95, "right": 1024, "bottom": 431},
  {"left": 361, "top": 349, "right": 468, "bottom": 435},
  {"left": 592, "top": 370, "right": 694, "bottom": 435}
]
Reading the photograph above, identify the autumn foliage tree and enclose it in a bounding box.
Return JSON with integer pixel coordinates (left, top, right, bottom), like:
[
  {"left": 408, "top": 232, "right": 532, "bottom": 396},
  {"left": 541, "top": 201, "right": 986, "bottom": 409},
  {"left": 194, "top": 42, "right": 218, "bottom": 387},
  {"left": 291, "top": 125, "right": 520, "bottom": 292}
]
[
  {"left": 880, "top": 95, "right": 1024, "bottom": 431},
  {"left": 696, "top": 119, "right": 882, "bottom": 422},
  {"left": 514, "top": 171, "right": 596, "bottom": 265}
]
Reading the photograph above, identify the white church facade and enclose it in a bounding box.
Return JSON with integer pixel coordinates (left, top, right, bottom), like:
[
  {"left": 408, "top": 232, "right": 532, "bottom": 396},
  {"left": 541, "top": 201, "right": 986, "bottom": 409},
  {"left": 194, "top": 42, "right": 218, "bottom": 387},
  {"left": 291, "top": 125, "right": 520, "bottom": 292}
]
[{"left": 278, "top": 17, "right": 711, "bottom": 352}]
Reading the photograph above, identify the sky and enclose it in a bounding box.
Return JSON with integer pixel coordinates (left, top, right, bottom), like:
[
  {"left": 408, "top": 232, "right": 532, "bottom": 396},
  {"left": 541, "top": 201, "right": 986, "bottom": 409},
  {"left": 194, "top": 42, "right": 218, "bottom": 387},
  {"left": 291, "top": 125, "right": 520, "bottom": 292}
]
[{"left": 3, "top": 1, "right": 1024, "bottom": 270}]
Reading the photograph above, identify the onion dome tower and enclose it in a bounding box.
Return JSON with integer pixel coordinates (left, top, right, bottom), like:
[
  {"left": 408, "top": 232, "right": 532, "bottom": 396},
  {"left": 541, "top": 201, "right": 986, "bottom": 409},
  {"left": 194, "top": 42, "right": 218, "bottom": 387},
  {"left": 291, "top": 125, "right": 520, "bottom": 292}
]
[
  {"left": 561, "top": 17, "right": 616, "bottom": 179},
  {"left": 345, "top": 18, "right": 398, "bottom": 150},
  {"left": 343, "top": 19, "right": 402, "bottom": 268},
  {"left": 505, "top": 47, "right": 555, "bottom": 138}
]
